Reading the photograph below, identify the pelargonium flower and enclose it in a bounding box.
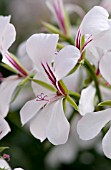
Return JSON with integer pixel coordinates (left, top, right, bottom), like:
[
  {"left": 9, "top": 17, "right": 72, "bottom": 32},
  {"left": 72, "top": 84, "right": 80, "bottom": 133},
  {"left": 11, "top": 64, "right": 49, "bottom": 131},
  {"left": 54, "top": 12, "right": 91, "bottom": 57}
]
[
  {"left": 75, "top": 6, "right": 111, "bottom": 67},
  {"left": 0, "top": 16, "right": 32, "bottom": 139},
  {"left": 20, "top": 33, "right": 80, "bottom": 145},
  {"left": 77, "top": 82, "right": 111, "bottom": 159},
  {"left": 0, "top": 16, "right": 29, "bottom": 115}
]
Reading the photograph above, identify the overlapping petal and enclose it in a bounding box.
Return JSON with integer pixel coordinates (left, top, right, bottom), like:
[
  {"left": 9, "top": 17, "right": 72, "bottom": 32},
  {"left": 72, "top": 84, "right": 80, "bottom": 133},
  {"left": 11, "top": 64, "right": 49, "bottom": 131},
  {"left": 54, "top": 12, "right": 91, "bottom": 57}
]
[
  {"left": 26, "top": 33, "right": 59, "bottom": 70},
  {"left": 54, "top": 45, "right": 80, "bottom": 81},
  {"left": 47, "top": 99, "right": 70, "bottom": 145},
  {"left": 2, "top": 23, "right": 16, "bottom": 53},
  {"left": 0, "top": 75, "right": 22, "bottom": 117},
  {"left": 30, "top": 102, "right": 53, "bottom": 142},
  {"left": 0, "top": 16, "right": 10, "bottom": 38},
  {"left": 0, "top": 158, "right": 11, "bottom": 170},
  {"left": 79, "top": 84, "right": 96, "bottom": 116},
  {"left": 80, "top": 6, "right": 110, "bottom": 35},
  {"left": 77, "top": 108, "right": 111, "bottom": 140},
  {"left": 0, "top": 116, "right": 11, "bottom": 140},
  {"left": 20, "top": 98, "right": 47, "bottom": 125},
  {"left": 91, "top": 29, "right": 111, "bottom": 50},
  {"left": 102, "top": 126, "right": 111, "bottom": 159},
  {"left": 99, "top": 51, "right": 111, "bottom": 84}
]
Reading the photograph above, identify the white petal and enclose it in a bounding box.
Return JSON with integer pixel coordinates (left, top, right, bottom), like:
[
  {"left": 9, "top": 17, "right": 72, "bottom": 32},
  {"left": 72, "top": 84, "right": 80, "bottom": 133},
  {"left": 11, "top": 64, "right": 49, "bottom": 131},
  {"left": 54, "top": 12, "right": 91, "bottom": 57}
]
[
  {"left": 79, "top": 84, "right": 96, "bottom": 116},
  {"left": 30, "top": 102, "right": 54, "bottom": 142},
  {"left": 31, "top": 72, "right": 55, "bottom": 97},
  {"left": 20, "top": 98, "right": 47, "bottom": 125},
  {"left": 102, "top": 126, "right": 111, "bottom": 159},
  {"left": 0, "top": 158, "right": 11, "bottom": 170},
  {"left": 17, "top": 41, "right": 33, "bottom": 71},
  {"left": 0, "top": 116, "right": 11, "bottom": 140},
  {"left": 2, "top": 23, "right": 16, "bottom": 52},
  {"left": 86, "top": 46, "right": 104, "bottom": 68},
  {"left": 54, "top": 45, "right": 80, "bottom": 81},
  {"left": 80, "top": 6, "right": 110, "bottom": 35},
  {"left": 0, "top": 16, "right": 10, "bottom": 39},
  {"left": 77, "top": 108, "right": 111, "bottom": 140},
  {"left": 47, "top": 99, "right": 70, "bottom": 145},
  {"left": 26, "top": 33, "right": 59, "bottom": 70},
  {"left": 0, "top": 75, "right": 22, "bottom": 117},
  {"left": 91, "top": 29, "right": 111, "bottom": 50},
  {"left": 99, "top": 51, "right": 111, "bottom": 84}
]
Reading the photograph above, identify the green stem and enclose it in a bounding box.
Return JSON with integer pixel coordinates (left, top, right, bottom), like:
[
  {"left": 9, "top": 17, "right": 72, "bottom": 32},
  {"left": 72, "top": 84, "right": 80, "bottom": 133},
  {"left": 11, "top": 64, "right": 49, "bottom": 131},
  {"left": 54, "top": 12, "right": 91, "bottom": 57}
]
[
  {"left": 83, "top": 59, "right": 102, "bottom": 103},
  {"left": 68, "top": 90, "right": 80, "bottom": 99}
]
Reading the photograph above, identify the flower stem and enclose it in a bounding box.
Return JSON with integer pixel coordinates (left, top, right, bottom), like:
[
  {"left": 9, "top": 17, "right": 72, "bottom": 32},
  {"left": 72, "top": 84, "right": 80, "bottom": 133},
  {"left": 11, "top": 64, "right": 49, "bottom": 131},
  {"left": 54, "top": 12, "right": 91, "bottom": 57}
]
[{"left": 83, "top": 59, "right": 102, "bottom": 103}]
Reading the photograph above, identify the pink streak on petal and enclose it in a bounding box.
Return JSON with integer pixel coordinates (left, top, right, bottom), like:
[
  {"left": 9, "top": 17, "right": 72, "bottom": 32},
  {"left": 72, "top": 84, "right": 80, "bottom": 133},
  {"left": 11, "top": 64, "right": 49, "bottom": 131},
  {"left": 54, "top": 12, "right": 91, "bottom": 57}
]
[{"left": 5, "top": 53, "right": 28, "bottom": 77}]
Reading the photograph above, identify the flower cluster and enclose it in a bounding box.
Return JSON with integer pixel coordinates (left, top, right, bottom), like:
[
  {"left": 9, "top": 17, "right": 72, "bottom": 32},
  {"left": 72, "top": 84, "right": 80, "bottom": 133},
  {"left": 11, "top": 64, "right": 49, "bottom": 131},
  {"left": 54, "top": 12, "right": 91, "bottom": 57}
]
[{"left": 1, "top": 0, "right": 111, "bottom": 164}]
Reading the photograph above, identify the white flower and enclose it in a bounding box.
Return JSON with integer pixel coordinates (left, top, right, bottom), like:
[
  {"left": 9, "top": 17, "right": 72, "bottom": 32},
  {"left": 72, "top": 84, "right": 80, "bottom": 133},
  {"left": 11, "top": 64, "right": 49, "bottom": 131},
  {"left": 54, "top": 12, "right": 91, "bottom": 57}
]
[
  {"left": 77, "top": 108, "right": 111, "bottom": 159},
  {"left": 77, "top": 82, "right": 111, "bottom": 159},
  {"left": 75, "top": 6, "right": 111, "bottom": 67},
  {"left": 0, "top": 158, "right": 24, "bottom": 170},
  {"left": 20, "top": 33, "right": 80, "bottom": 145}
]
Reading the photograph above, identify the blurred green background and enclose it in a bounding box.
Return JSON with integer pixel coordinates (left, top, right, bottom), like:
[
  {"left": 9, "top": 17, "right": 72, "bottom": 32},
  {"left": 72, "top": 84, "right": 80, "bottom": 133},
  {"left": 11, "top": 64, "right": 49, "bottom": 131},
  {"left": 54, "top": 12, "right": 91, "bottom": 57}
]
[{"left": 1, "top": 0, "right": 111, "bottom": 170}]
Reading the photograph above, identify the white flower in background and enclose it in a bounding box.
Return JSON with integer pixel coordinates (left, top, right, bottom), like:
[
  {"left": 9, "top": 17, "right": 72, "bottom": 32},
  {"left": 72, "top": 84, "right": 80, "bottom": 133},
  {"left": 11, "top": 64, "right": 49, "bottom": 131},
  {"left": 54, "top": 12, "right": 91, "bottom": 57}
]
[
  {"left": 46, "top": 0, "right": 68, "bottom": 35},
  {"left": 0, "top": 158, "right": 24, "bottom": 170},
  {"left": 20, "top": 33, "right": 80, "bottom": 145}
]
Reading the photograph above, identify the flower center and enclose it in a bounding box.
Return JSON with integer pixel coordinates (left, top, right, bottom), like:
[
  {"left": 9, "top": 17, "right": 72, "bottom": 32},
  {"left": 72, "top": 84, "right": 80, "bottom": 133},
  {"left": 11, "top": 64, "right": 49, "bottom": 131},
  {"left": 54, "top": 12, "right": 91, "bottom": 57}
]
[{"left": 41, "top": 62, "right": 67, "bottom": 96}]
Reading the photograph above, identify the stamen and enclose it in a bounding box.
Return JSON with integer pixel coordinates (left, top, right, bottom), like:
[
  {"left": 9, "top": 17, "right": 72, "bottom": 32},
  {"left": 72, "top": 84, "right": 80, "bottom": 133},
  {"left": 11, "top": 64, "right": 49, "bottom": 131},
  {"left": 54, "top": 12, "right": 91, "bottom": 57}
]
[
  {"left": 81, "top": 38, "right": 93, "bottom": 52},
  {"left": 36, "top": 93, "right": 49, "bottom": 102}
]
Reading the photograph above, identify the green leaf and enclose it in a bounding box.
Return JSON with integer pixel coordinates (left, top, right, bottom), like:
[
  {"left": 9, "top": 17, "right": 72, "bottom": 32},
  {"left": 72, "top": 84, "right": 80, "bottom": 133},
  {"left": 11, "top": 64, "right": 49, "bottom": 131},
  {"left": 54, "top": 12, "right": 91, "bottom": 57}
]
[
  {"left": 98, "top": 100, "right": 111, "bottom": 107},
  {"left": 80, "top": 35, "right": 85, "bottom": 51},
  {"left": 66, "top": 95, "right": 78, "bottom": 111},
  {"left": 59, "top": 80, "right": 68, "bottom": 94},
  {"left": 29, "top": 78, "right": 56, "bottom": 92},
  {"left": 42, "top": 21, "right": 65, "bottom": 38},
  {"left": 68, "top": 90, "right": 80, "bottom": 99},
  {"left": 57, "top": 43, "right": 64, "bottom": 50},
  {"left": 0, "top": 63, "right": 18, "bottom": 74},
  {"left": 67, "top": 63, "right": 80, "bottom": 76},
  {"left": 0, "top": 147, "right": 9, "bottom": 153}
]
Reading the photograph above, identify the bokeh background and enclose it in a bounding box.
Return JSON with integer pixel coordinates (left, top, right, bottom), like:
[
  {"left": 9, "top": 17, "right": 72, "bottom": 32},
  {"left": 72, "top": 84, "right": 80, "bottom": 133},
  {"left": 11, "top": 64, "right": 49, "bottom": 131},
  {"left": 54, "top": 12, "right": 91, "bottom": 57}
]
[{"left": 1, "top": 0, "right": 111, "bottom": 170}]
